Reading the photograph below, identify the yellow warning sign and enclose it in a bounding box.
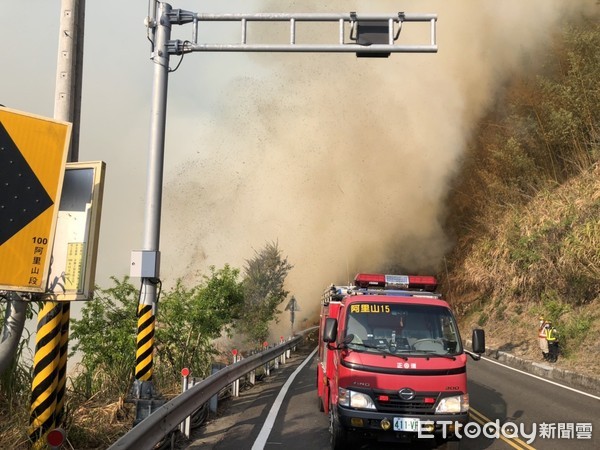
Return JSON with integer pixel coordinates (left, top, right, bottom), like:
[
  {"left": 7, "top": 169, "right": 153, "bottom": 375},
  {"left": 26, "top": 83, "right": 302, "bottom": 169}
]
[{"left": 0, "top": 107, "right": 71, "bottom": 292}]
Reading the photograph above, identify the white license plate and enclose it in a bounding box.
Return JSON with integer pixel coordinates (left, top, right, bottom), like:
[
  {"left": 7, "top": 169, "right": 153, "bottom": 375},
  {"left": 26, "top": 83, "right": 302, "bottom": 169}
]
[{"left": 393, "top": 417, "right": 420, "bottom": 432}]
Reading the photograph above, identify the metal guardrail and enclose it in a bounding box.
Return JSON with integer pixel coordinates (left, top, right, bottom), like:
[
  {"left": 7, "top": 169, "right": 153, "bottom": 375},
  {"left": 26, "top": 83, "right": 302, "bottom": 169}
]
[{"left": 109, "top": 327, "right": 317, "bottom": 449}]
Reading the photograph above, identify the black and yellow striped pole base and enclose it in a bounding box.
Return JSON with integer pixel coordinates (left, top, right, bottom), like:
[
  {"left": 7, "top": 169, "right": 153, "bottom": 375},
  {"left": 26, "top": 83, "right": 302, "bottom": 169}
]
[
  {"left": 135, "top": 302, "right": 155, "bottom": 382},
  {"left": 29, "top": 301, "right": 62, "bottom": 447},
  {"left": 131, "top": 282, "right": 163, "bottom": 424}
]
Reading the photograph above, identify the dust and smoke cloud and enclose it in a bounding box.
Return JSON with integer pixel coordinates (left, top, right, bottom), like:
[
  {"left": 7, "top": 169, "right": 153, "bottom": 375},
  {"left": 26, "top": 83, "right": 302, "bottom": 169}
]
[{"left": 159, "top": 0, "right": 597, "bottom": 330}]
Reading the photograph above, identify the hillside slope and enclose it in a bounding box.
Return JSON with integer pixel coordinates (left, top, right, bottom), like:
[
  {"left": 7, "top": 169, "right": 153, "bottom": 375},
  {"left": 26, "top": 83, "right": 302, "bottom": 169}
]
[
  {"left": 442, "top": 17, "right": 599, "bottom": 379},
  {"left": 450, "top": 163, "right": 600, "bottom": 378}
]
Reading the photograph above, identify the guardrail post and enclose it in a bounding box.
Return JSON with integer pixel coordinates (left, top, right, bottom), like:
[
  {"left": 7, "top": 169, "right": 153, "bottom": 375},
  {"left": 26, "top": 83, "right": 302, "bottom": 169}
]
[
  {"left": 248, "top": 349, "right": 255, "bottom": 385},
  {"left": 231, "top": 350, "right": 240, "bottom": 397},
  {"left": 236, "top": 353, "right": 242, "bottom": 396},
  {"left": 263, "top": 342, "right": 270, "bottom": 376},
  {"left": 209, "top": 363, "right": 225, "bottom": 413},
  {"left": 280, "top": 336, "right": 287, "bottom": 365}
]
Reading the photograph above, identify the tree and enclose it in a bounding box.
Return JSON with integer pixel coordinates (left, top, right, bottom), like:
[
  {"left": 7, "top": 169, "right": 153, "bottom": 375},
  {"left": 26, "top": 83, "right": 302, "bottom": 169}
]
[
  {"left": 237, "top": 241, "right": 293, "bottom": 344},
  {"left": 70, "top": 266, "right": 245, "bottom": 395},
  {"left": 155, "top": 265, "right": 244, "bottom": 380}
]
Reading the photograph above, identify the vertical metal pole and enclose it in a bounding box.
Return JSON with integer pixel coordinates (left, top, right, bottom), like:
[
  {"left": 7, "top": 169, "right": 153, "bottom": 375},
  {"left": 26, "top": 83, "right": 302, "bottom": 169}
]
[{"left": 134, "top": 2, "right": 172, "bottom": 391}]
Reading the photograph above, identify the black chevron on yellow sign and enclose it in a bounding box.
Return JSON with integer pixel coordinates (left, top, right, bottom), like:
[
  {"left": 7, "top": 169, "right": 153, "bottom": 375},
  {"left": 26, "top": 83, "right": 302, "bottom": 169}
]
[
  {"left": 0, "top": 122, "right": 54, "bottom": 246},
  {"left": 0, "top": 107, "right": 71, "bottom": 292}
]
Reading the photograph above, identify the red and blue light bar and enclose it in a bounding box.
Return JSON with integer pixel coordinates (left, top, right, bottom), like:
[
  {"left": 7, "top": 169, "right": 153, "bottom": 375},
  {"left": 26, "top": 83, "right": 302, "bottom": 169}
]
[{"left": 354, "top": 273, "right": 438, "bottom": 292}]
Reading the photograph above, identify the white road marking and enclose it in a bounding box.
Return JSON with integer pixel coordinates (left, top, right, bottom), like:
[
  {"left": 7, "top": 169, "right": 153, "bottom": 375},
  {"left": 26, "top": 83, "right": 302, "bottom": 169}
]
[
  {"left": 480, "top": 355, "right": 600, "bottom": 401},
  {"left": 252, "top": 347, "right": 319, "bottom": 450}
]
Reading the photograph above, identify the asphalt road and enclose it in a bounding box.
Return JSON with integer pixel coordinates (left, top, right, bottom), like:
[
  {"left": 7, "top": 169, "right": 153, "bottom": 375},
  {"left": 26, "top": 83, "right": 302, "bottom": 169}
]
[
  {"left": 184, "top": 345, "right": 600, "bottom": 450},
  {"left": 466, "top": 356, "right": 599, "bottom": 450}
]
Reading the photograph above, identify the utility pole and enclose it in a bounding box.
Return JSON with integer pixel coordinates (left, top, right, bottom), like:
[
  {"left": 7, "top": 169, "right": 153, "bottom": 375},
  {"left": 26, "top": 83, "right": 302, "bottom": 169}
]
[
  {"left": 29, "top": 0, "right": 85, "bottom": 446},
  {"left": 132, "top": 1, "right": 437, "bottom": 417},
  {"left": 130, "top": 2, "right": 172, "bottom": 415}
]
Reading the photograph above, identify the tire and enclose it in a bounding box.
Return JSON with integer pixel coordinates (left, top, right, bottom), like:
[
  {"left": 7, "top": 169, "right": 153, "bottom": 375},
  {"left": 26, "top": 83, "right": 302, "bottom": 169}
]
[
  {"left": 438, "top": 439, "right": 461, "bottom": 450},
  {"left": 190, "top": 402, "right": 209, "bottom": 428},
  {"left": 330, "top": 408, "right": 353, "bottom": 450},
  {"left": 318, "top": 396, "right": 324, "bottom": 412}
]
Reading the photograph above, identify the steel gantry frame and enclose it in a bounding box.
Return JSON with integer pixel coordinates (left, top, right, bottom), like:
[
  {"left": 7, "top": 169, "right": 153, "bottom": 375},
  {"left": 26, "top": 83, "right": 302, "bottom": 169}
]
[
  {"left": 163, "top": 11, "right": 437, "bottom": 54},
  {"left": 132, "top": 0, "right": 437, "bottom": 403}
]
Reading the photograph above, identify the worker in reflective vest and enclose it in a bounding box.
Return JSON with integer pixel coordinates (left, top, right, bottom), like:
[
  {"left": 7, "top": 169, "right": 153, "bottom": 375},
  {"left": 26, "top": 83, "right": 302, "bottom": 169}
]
[
  {"left": 538, "top": 317, "right": 549, "bottom": 361},
  {"left": 546, "top": 323, "right": 559, "bottom": 362}
]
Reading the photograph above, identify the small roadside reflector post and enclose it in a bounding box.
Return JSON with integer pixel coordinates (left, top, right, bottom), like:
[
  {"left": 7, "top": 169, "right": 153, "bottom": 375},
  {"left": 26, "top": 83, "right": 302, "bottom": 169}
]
[
  {"left": 249, "top": 356, "right": 256, "bottom": 385},
  {"left": 232, "top": 350, "right": 240, "bottom": 397},
  {"left": 180, "top": 368, "right": 191, "bottom": 437},
  {"left": 263, "top": 342, "right": 271, "bottom": 376},
  {"left": 47, "top": 428, "right": 66, "bottom": 449},
  {"left": 279, "top": 336, "right": 285, "bottom": 365},
  {"left": 181, "top": 367, "right": 190, "bottom": 391}
]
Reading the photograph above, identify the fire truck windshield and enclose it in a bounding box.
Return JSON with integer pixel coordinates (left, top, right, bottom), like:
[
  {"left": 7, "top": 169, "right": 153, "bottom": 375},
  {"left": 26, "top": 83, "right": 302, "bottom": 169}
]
[{"left": 344, "top": 302, "right": 462, "bottom": 356}]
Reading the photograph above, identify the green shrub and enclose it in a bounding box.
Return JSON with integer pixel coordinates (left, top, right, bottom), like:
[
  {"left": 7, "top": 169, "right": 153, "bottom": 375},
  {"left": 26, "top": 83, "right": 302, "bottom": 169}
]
[{"left": 558, "top": 313, "right": 594, "bottom": 358}]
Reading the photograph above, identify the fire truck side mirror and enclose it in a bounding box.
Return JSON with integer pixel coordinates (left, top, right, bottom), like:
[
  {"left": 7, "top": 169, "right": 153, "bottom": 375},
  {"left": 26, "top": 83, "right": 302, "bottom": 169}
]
[
  {"left": 323, "top": 318, "right": 338, "bottom": 343},
  {"left": 472, "top": 329, "right": 486, "bottom": 354}
]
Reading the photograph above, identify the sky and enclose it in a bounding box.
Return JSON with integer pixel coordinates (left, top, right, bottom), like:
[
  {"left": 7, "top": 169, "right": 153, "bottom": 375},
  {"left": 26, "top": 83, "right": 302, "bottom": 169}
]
[{"left": 1, "top": 1, "right": 597, "bottom": 336}]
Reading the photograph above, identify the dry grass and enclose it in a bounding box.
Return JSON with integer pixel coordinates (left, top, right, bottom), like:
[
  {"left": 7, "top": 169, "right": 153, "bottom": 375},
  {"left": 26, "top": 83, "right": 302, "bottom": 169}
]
[
  {"left": 62, "top": 396, "right": 136, "bottom": 450},
  {"left": 0, "top": 396, "right": 136, "bottom": 450},
  {"left": 448, "top": 163, "right": 600, "bottom": 380}
]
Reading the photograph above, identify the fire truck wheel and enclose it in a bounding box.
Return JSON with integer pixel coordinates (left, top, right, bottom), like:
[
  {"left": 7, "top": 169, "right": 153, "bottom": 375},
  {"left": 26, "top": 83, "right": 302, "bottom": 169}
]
[
  {"left": 438, "top": 439, "right": 461, "bottom": 449},
  {"left": 329, "top": 409, "right": 349, "bottom": 450},
  {"left": 318, "top": 397, "right": 324, "bottom": 412}
]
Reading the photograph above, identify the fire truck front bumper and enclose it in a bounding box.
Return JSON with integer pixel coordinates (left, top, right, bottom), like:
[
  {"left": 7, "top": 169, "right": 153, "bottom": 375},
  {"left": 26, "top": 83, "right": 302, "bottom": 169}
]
[{"left": 336, "top": 405, "right": 468, "bottom": 443}]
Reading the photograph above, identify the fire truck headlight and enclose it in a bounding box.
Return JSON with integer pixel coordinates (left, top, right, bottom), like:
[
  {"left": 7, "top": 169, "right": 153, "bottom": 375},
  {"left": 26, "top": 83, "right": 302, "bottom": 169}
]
[
  {"left": 338, "top": 388, "right": 376, "bottom": 410},
  {"left": 435, "top": 394, "right": 469, "bottom": 414}
]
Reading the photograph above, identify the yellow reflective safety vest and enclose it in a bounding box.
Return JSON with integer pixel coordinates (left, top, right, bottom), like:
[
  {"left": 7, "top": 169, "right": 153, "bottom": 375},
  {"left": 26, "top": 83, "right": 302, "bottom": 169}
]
[{"left": 546, "top": 327, "right": 557, "bottom": 342}]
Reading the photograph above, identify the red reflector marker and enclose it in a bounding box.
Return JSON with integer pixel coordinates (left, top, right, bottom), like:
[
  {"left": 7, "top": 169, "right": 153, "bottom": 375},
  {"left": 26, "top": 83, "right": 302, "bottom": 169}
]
[
  {"left": 181, "top": 367, "right": 190, "bottom": 377},
  {"left": 424, "top": 397, "right": 436, "bottom": 404},
  {"left": 47, "top": 428, "right": 66, "bottom": 448},
  {"left": 378, "top": 395, "right": 390, "bottom": 402}
]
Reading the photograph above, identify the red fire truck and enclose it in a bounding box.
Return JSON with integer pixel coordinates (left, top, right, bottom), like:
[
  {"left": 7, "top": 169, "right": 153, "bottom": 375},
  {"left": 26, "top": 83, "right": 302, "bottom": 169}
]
[{"left": 317, "top": 273, "right": 485, "bottom": 449}]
